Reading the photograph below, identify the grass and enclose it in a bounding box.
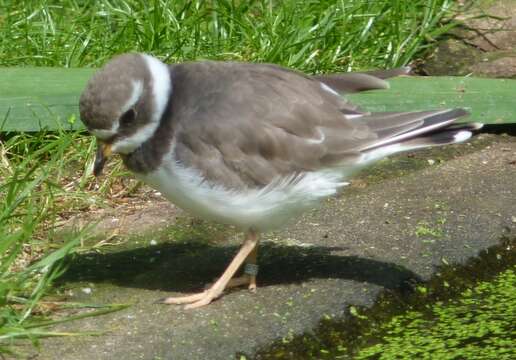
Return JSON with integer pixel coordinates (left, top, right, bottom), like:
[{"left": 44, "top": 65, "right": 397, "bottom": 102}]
[
  {"left": 0, "top": 0, "right": 462, "bottom": 355},
  {"left": 0, "top": 129, "right": 132, "bottom": 356},
  {"left": 0, "top": 0, "right": 458, "bottom": 71},
  {"left": 0, "top": 131, "right": 81, "bottom": 354}
]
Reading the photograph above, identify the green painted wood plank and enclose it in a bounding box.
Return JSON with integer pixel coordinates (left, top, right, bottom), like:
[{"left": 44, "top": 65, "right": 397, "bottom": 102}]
[
  {"left": 349, "top": 76, "right": 516, "bottom": 125},
  {"left": 0, "top": 67, "right": 94, "bottom": 131},
  {"left": 0, "top": 68, "right": 515, "bottom": 132}
]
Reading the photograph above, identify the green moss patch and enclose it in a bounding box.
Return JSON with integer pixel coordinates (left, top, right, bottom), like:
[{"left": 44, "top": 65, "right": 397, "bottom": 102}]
[
  {"left": 250, "top": 236, "right": 516, "bottom": 359},
  {"left": 356, "top": 268, "right": 516, "bottom": 359}
]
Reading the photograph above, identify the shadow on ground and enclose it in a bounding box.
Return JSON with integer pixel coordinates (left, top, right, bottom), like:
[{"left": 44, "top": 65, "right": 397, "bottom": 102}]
[{"left": 61, "top": 241, "right": 421, "bottom": 295}]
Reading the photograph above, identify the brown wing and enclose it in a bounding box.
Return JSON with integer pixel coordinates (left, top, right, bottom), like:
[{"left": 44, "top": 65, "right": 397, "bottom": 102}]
[
  {"left": 168, "top": 62, "right": 469, "bottom": 190},
  {"left": 168, "top": 62, "right": 377, "bottom": 189}
]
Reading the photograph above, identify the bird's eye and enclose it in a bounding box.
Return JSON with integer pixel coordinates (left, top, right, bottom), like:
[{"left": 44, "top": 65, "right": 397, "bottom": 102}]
[{"left": 120, "top": 108, "right": 136, "bottom": 126}]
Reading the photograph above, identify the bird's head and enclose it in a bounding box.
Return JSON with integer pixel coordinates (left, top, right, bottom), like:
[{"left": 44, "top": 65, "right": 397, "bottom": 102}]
[{"left": 79, "top": 53, "right": 171, "bottom": 176}]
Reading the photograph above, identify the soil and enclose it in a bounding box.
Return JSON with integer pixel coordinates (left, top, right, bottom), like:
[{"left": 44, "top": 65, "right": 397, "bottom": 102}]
[{"left": 421, "top": 0, "right": 516, "bottom": 78}]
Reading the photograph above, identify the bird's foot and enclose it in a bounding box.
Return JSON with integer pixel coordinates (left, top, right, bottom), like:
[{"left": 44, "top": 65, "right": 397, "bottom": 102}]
[
  {"left": 162, "top": 276, "right": 257, "bottom": 309},
  {"left": 161, "top": 291, "right": 208, "bottom": 305},
  {"left": 162, "top": 285, "right": 224, "bottom": 309},
  {"left": 161, "top": 230, "right": 260, "bottom": 309}
]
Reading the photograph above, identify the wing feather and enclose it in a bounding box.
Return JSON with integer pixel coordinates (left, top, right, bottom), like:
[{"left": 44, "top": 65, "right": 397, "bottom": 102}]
[{"left": 167, "top": 62, "right": 472, "bottom": 190}]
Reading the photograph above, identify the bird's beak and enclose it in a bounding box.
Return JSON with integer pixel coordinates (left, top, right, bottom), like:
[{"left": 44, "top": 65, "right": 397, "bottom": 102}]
[{"left": 93, "top": 142, "right": 112, "bottom": 177}]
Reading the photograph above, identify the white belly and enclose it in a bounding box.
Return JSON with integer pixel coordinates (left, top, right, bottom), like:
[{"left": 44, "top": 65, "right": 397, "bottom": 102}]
[{"left": 137, "top": 154, "right": 348, "bottom": 231}]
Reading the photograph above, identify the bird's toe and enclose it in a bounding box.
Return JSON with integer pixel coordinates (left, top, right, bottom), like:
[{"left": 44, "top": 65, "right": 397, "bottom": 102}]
[{"left": 161, "top": 291, "right": 207, "bottom": 305}]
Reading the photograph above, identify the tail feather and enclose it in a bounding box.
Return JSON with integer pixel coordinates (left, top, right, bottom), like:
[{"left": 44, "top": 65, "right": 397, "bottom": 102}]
[
  {"left": 361, "top": 109, "right": 470, "bottom": 151},
  {"left": 400, "top": 129, "right": 472, "bottom": 148},
  {"left": 358, "top": 109, "right": 482, "bottom": 163},
  {"left": 441, "top": 122, "right": 484, "bottom": 131},
  {"left": 312, "top": 66, "right": 483, "bottom": 165}
]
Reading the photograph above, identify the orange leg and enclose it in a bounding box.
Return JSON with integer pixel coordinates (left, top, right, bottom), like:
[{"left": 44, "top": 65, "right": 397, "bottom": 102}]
[
  {"left": 162, "top": 230, "right": 260, "bottom": 309},
  {"left": 219, "top": 242, "right": 259, "bottom": 292}
]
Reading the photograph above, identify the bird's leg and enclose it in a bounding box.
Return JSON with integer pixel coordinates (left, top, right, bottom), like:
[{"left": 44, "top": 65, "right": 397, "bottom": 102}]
[
  {"left": 221, "top": 241, "right": 259, "bottom": 292},
  {"left": 162, "top": 230, "right": 260, "bottom": 309},
  {"left": 246, "top": 244, "right": 259, "bottom": 292}
]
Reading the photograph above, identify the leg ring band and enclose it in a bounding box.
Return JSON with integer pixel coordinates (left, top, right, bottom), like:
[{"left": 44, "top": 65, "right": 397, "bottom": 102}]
[{"left": 244, "top": 263, "right": 259, "bottom": 276}]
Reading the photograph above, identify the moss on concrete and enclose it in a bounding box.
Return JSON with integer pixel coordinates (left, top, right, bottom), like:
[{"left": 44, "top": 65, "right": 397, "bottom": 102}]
[
  {"left": 251, "top": 236, "right": 516, "bottom": 359},
  {"left": 356, "top": 267, "right": 516, "bottom": 359}
]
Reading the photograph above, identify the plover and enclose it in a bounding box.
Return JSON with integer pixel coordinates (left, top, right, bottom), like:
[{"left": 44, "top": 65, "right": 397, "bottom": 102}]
[{"left": 79, "top": 53, "right": 482, "bottom": 309}]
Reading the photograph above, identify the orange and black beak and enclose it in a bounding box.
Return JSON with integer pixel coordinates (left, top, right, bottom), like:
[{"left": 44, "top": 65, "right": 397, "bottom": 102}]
[{"left": 93, "top": 142, "right": 112, "bottom": 177}]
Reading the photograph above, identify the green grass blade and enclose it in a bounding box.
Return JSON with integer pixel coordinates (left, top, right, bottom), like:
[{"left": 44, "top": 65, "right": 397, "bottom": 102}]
[
  {"left": 26, "top": 233, "right": 83, "bottom": 272},
  {"left": 24, "top": 303, "right": 131, "bottom": 329},
  {"left": 0, "top": 328, "right": 103, "bottom": 341}
]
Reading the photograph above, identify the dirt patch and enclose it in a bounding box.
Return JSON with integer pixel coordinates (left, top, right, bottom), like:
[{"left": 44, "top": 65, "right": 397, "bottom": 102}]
[
  {"left": 421, "top": 0, "right": 516, "bottom": 78},
  {"left": 458, "top": 0, "right": 516, "bottom": 52},
  {"left": 65, "top": 191, "right": 180, "bottom": 239}
]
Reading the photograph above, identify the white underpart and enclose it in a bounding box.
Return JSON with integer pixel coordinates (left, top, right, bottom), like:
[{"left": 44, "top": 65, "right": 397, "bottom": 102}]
[
  {"left": 320, "top": 82, "right": 340, "bottom": 96},
  {"left": 111, "top": 54, "right": 172, "bottom": 154},
  {"left": 137, "top": 142, "right": 349, "bottom": 231}
]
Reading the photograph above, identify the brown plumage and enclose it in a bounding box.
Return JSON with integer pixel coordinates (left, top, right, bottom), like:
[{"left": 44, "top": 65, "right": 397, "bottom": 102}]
[{"left": 79, "top": 53, "right": 482, "bottom": 308}]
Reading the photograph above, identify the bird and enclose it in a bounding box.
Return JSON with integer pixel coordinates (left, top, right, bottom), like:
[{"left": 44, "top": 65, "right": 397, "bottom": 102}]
[{"left": 79, "top": 53, "right": 482, "bottom": 309}]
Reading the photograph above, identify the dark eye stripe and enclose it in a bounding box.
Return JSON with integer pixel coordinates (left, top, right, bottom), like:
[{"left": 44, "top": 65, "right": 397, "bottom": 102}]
[{"left": 120, "top": 108, "right": 136, "bottom": 126}]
